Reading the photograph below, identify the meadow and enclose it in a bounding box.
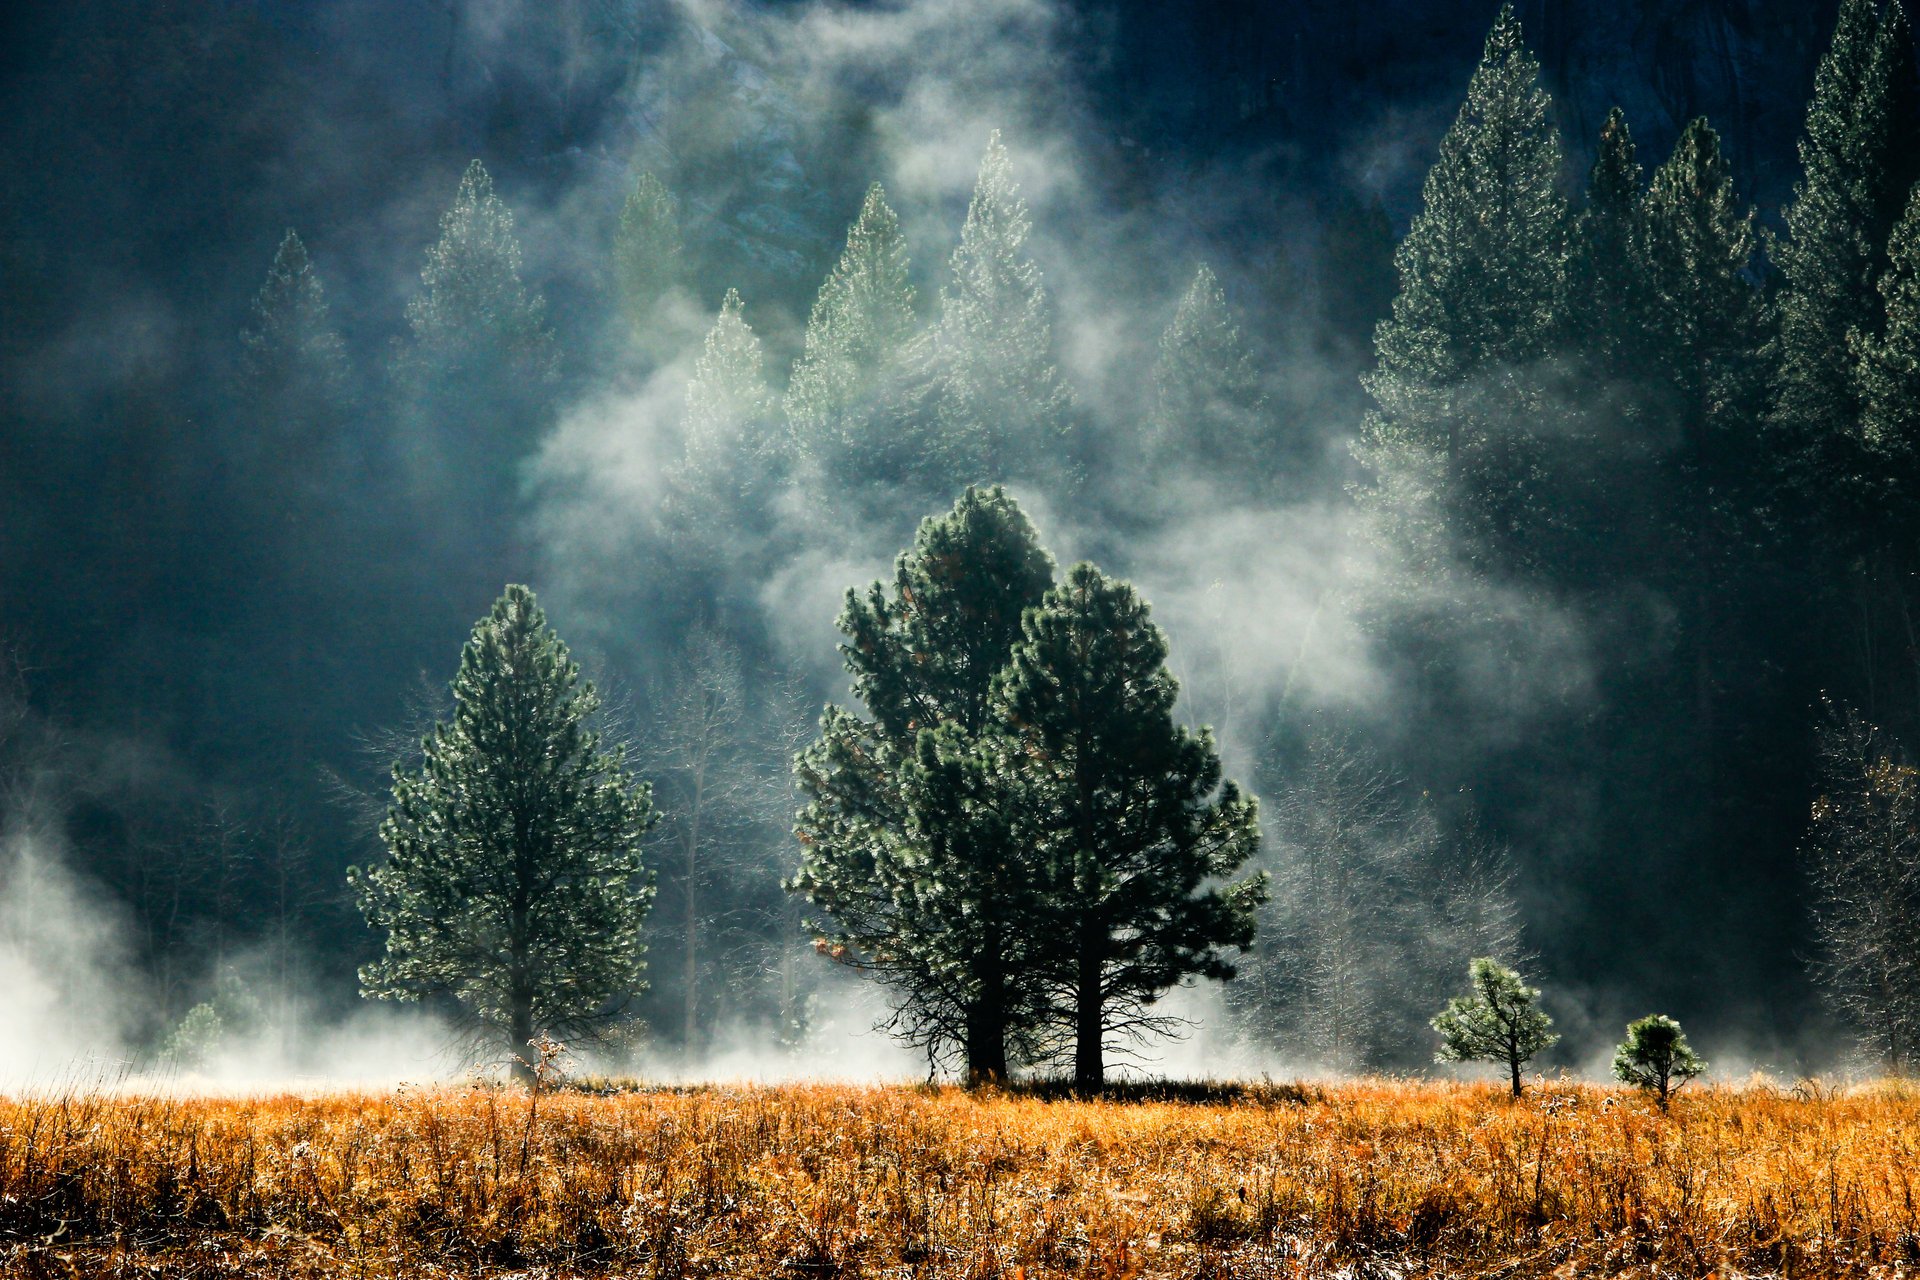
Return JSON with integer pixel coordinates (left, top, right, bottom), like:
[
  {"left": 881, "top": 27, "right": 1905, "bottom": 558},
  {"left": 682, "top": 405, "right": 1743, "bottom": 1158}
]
[{"left": 2, "top": 1077, "right": 1918, "bottom": 1278}]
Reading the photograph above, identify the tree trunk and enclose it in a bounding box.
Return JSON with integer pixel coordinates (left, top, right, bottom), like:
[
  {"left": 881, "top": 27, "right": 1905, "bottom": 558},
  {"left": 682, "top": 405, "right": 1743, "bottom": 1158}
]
[
  {"left": 1508, "top": 1048, "right": 1523, "bottom": 1098},
  {"left": 509, "top": 987, "right": 536, "bottom": 1087},
  {"left": 964, "top": 998, "right": 1008, "bottom": 1087},
  {"left": 1074, "top": 941, "right": 1104, "bottom": 1090}
]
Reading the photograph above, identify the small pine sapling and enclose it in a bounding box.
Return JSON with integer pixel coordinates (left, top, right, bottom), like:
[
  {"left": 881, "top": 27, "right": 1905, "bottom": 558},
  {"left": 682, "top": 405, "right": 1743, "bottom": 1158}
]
[
  {"left": 1611, "top": 1014, "right": 1705, "bottom": 1110},
  {"left": 1432, "top": 956, "right": 1558, "bottom": 1097}
]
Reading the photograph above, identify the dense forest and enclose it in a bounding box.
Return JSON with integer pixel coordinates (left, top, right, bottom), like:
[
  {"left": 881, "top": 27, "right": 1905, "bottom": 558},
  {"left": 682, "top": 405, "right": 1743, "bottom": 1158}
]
[{"left": 2, "top": 0, "right": 1918, "bottom": 1081}]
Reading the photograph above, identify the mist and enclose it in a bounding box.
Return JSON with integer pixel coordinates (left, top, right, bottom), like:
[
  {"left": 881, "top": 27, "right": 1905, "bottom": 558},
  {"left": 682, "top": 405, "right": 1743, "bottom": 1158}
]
[{"left": 0, "top": 0, "right": 1881, "bottom": 1088}]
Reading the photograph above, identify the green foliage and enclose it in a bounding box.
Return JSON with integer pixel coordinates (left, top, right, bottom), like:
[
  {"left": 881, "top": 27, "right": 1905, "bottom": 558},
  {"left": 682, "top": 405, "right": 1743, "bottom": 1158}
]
[
  {"left": 401, "top": 160, "right": 556, "bottom": 382},
  {"left": 1564, "top": 109, "right": 1651, "bottom": 377},
  {"left": 1148, "top": 264, "right": 1270, "bottom": 496},
  {"left": 612, "top": 171, "right": 683, "bottom": 345},
  {"left": 786, "top": 183, "right": 917, "bottom": 479},
  {"left": 237, "top": 229, "right": 350, "bottom": 417},
  {"left": 351, "top": 586, "right": 655, "bottom": 1080},
  {"left": 1639, "top": 117, "right": 1767, "bottom": 468},
  {"left": 1432, "top": 956, "right": 1557, "bottom": 1096},
  {"left": 790, "top": 487, "right": 1056, "bottom": 1084},
  {"left": 1611, "top": 1013, "right": 1705, "bottom": 1108},
  {"left": 1355, "top": 3, "right": 1567, "bottom": 582},
  {"left": 1769, "top": 0, "right": 1920, "bottom": 524},
  {"left": 998, "top": 563, "right": 1266, "bottom": 1086},
  {"left": 158, "top": 970, "right": 264, "bottom": 1072},
  {"left": 924, "top": 133, "right": 1073, "bottom": 490},
  {"left": 1857, "top": 185, "right": 1920, "bottom": 518}
]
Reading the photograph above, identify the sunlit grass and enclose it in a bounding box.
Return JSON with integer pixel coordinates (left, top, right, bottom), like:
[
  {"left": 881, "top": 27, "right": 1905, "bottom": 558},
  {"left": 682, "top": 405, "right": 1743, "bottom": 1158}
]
[{"left": 3, "top": 1077, "right": 1918, "bottom": 1276}]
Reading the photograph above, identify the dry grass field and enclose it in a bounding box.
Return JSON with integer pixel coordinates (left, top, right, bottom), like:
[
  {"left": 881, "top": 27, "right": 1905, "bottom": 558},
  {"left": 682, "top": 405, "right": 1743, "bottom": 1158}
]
[{"left": 3, "top": 1077, "right": 1919, "bottom": 1278}]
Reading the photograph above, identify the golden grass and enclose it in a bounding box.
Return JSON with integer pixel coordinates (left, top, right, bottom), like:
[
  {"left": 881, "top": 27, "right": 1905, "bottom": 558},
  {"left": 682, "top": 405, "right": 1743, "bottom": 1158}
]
[{"left": 3, "top": 1077, "right": 1919, "bottom": 1278}]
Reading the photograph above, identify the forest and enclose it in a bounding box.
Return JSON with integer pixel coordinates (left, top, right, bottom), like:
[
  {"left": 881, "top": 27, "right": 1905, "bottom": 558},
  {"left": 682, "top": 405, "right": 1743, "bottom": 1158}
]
[{"left": 2, "top": 0, "right": 1920, "bottom": 1088}]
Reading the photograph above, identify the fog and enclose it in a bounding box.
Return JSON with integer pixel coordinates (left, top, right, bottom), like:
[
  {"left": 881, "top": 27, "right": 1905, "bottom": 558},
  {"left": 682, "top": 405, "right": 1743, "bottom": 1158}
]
[{"left": 0, "top": 0, "right": 1872, "bottom": 1089}]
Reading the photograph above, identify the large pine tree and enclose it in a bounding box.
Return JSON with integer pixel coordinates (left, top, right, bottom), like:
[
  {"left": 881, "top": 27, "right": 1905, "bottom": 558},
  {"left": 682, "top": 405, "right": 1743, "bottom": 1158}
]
[
  {"left": 662, "top": 289, "right": 777, "bottom": 575},
  {"left": 923, "top": 133, "right": 1073, "bottom": 492},
  {"left": 790, "top": 487, "right": 1056, "bottom": 1084},
  {"left": 351, "top": 585, "right": 655, "bottom": 1082},
  {"left": 1354, "top": 3, "right": 1566, "bottom": 584},
  {"left": 998, "top": 563, "right": 1265, "bottom": 1088},
  {"left": 786, "top": 182, "right": 917, "bottom": 485},
  {"left": 1769, "top": 0, "right": 1920, "bottom": 523}
]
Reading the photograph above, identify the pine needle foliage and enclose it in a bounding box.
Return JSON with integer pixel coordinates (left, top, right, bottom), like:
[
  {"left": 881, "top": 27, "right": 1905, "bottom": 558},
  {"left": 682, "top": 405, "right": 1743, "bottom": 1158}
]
[
  {"left": 1432, "top": 956, "right": 1558, "bottom": 1096},
  {"left": 350, "top": 585, "right": 656, "bottom": 1082},
  {"left": 998, "top": 563, "right": 1266, "bottom": 1087},
  {"left": 790, "top": 487, "right": 1056, "bottom": 1084}
]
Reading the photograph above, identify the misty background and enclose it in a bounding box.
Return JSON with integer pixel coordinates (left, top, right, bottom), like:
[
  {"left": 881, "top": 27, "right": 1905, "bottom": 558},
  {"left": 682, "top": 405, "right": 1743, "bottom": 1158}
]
[{"left": 0, "top": 0, "right": 1870, "bottom": 1082}]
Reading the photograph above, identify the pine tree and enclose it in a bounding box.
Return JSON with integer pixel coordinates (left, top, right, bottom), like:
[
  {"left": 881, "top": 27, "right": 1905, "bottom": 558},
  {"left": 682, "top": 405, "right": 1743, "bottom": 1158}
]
[
  {"left": 401, "top": 160, "right": 556, "bottom": 391},
  {"left": 1565, "top": 109, "right": 1651, "bottom": 377},
  {"left": 1611, "top": 1014, "right": 1705, "bottom": 1109},
  {"left": 1770, "top": 0, "right": 1920, "bottom": 521},
  {"left": 786, "top": 183, "right": 917, "bottom": 481},
  {"left": 1857, "top": 184, "right": 1920, "bottom": 526},
  {"left": 1147, "top": 264, "right": 1271, "bottom": 498},
  {"left": 1355, "top": 3, "right": 1566, "bottom": 582},
  {"left": 998, "top": 563, "right": 1266, "bottom": 1088},
  {"left": 790, "top": 487, "right": 1056, "bottom": 1084},
  {"left": 238, "top": 228, "right": 350, "bottom": 424},
  {"left": 925, "top": 132, "right": 1073, "bottom": 491},
  {"left": 1638, "top": 118, "right": 1768, "bottom": 756},
  {"left": 664, "top": 289, "right": 776, "bottom": 556},
  {"left": 392, "top": 160, "right": 558, "bottom": 539},
  {"left": 1431, "top": 956, "right": 1558, "bottom": 1096},
  {"left": 612, "top": 170, "right": 683, "bottom": 347},
  {"left": 350, "top": 586, "right": 655, "bottom": 1082},
  {"left": 1641, "top": 119, "right": 1766, "bottom": 485},
  {"left": 234, "top": 229, "right": 355, "bottom": 529}
]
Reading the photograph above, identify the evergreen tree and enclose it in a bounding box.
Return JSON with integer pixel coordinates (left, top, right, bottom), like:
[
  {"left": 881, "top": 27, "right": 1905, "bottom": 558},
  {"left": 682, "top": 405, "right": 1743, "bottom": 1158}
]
[
  {"left": 399, "top": 160, "right": 557, "bottom": 397},
  {"left": 664, "top": 289, "right": 776, "bottom": 560},
  {"left": 233, "top": 229, "right": 356, "bottom": 542},
  {"left": 786, "top": 183, "right": 917, "bottom": 482},
  {"left": 350, "top": 586, "right": 655, "bottom": 1082},
  {"left": 1147, "top": 264, "right": 1271, "bottom": 499},
  {"left": 1355, "top": 3, "right": 1566, "bottom": 582},
  {"left": 1638, "top": 118, "right": 1767, "bottom": 752},
  {"left": 1611, "top": 1013, "right": 1705, "bottom": 1109},
  {"left": 924, "top": 132, "right": 1073, "bottom": 491},
  {"left": 998, "top": 563, "right": 1266, "bottom": 1088},
  {"left": 392, "top": 160, "right": 558, "bottom": 568},
  {"left": 238, "top": 229, "right": 351, "bottom": 428},
  {"left": 1640, "top": 118, "right": 1767, "bottom": 485},
  {"left": 790, "top": 487, "right": 1056, "bottom": 1084},
  {"left": 1564, "top": 109, "right": 1651, "bottom": 377},
  {"left": 612, "top": 170, "right": 683, "bottom": 348},
  {"left": 1431, "top": 956, "right": 1558, "bottom": 1096},
  {"left": 1857, "top": 184, "right": 1920, "bottom": 526},
  {"left": 1769, "top": 0, "right": 1920, "bottom": 521}
]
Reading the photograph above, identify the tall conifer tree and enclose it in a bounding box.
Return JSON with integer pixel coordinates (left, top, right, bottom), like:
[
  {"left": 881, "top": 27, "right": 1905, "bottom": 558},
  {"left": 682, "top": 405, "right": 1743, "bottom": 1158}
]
[
  {"left": 786, "top": 183, "right": 917, "bottom": 481},
  {"left": 790, "top": 488, "right": 1056, "bottom": 1084},
  {"left": 1355, "top": 3, "right": 1567, "bottom": 582},
  {"left": 1147, "top": 264, "right": 1271, "bottom": 498},
  {"left": 612, "top": 171, "right": 683, "bottom": 350},
  {"left": 1858, "top": 185, "right": 1920, "bottom": 533},
  {"left": 393, "top": 160, "right": 558, "bottom": 561},
  {"left": 351, "top": 586, "right": 655, "bottom": 1082},
  {"left": 925, "top": 133, "right": 1073, "bottom": 491},
  {"left": 998, "top": 564, "right": 1265, "bottom": 1088},
  {"left": 1769, "top": 0, "right": 1920, "bottom": 519}
]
